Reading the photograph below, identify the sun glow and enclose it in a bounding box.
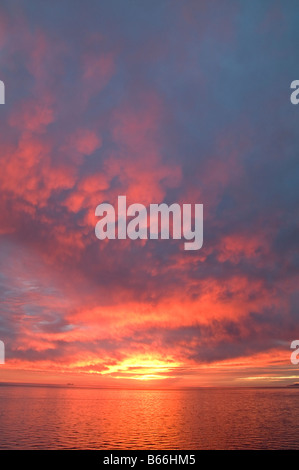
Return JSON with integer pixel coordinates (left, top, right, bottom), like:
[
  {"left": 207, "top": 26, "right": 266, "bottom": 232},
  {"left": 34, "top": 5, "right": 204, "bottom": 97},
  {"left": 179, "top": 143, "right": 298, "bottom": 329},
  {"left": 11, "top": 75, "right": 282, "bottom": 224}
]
[{"left": 100, "top": 356, "right": 181, "bottom": 381}]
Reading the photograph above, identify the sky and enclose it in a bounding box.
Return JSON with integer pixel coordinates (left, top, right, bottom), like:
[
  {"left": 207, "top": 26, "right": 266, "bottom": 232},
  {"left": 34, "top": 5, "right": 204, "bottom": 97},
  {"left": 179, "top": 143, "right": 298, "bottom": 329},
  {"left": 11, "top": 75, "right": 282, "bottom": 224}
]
[{"left": 0, "top": 0, "right": 299, "bottom": 387}]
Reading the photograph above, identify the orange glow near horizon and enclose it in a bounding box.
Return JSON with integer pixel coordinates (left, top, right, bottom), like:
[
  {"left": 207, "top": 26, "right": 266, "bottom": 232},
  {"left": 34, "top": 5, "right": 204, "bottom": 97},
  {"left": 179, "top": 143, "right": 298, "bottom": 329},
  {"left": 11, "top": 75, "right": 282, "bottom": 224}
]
[
  {"left": 100, "top": 356, "right": 182, "bottom": 381},
  {"left": 1, "top": 347, "right": 298, "bottom": 388}
]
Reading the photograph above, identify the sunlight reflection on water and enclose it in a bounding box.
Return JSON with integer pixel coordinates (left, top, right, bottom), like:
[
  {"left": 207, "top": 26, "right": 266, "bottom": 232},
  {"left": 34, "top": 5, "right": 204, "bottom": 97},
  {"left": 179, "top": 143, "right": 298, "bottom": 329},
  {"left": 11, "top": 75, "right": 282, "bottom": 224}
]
[{"left": 0, "top": 386, "right": 298, "bottom": 449}]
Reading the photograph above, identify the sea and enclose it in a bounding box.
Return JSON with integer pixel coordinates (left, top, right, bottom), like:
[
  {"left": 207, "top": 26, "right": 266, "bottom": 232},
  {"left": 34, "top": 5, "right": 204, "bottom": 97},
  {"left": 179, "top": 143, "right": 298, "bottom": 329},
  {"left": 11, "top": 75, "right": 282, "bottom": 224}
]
[{"left": 0, "top": 385, "right": 298, "bottom": 449}]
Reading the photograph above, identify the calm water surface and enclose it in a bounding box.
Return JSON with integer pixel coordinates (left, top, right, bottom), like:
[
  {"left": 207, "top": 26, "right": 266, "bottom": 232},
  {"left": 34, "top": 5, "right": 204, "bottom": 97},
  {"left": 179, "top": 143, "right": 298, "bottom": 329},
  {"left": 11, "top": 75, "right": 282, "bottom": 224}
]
[{"left": 0, "top": 386, "right": 298, "bottom": 449}]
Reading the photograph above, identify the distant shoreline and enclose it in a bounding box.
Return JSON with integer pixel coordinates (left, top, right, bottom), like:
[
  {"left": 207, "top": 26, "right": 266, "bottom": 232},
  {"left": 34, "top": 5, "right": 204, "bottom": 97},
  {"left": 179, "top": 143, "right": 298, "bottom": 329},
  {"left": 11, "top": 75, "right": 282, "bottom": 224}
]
[{"left": 0, "top": 382, "right": 297, "bottom": 391}]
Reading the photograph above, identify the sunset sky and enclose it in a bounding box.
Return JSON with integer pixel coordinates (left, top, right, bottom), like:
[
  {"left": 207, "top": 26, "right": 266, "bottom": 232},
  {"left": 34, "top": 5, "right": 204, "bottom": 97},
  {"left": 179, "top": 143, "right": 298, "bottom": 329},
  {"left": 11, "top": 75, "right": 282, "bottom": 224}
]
[{"left": 0, "top": 0, "right": 299, "bottom": 387}]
